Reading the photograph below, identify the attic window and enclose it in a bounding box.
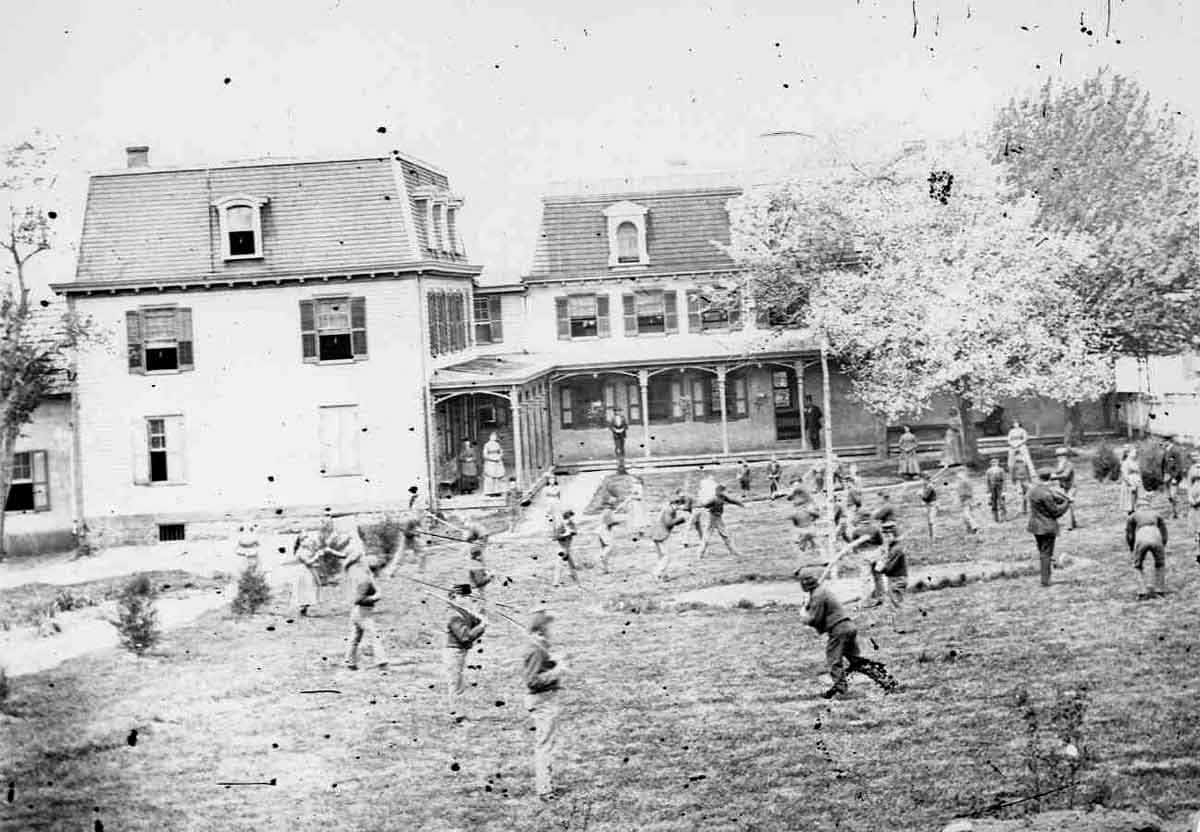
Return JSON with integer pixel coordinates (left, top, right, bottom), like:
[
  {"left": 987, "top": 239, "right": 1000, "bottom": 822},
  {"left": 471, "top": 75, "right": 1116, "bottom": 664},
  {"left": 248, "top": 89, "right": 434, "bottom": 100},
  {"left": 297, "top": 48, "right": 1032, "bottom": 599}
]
[
  {"left": 212, "top": 195, "right": 268, "bottom": 260},
  {"left": 602, "top": 201, "right": 649, "bottom": 267}
]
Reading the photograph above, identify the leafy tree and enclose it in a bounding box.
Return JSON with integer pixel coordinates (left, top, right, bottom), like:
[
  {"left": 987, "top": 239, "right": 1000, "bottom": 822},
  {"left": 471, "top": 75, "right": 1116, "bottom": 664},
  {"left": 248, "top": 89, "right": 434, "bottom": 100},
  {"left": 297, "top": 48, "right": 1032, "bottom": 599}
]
[
  {"left": 113, "top": 574, "right": 160, "bottom": 655},
  {"left": 993, "top": 69, "right": 1200, "bottom": 439},
  {"left": 231, "top": 560, "right": 272, "bottom": 615},
  {"left": 0, "top": 133, "right": 94, "bottom": 560},
  {"left": 725, "top": 140, "right": 1111, "bottom": 468}
]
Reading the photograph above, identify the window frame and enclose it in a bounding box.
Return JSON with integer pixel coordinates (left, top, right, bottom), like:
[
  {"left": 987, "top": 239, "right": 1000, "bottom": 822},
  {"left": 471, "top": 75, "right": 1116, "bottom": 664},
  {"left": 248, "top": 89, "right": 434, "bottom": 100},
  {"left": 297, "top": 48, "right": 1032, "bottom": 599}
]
[
  {"left": 603, "top": 201, "right": 650, "bottom": 267},
  {"left": 318, "top": 404, "right": 363, "bottom": 478},
  {"left": 473, "top": 295, "right": 504, "bottom": 345},
  {"left": 126, "top": 306, "right": 194, "bottom": 375},
  {"left": 622, "top": 290, "right": 678, "bottom": 337},
  {"left": 212, "top": 194, "right": 267, "bottom": 261},
  {"left": 555, "top": 293, "right": 611, "bottom": 341},
  {"left": 686, "top": 289, "right": 742, "bottom": 333},
  {"left": 4, "top": 449, "right": 49, "bottom": 513},
  {"left": 134, "top": 415, "right": 186, "bottom": 486},
  {"left": 300, "top": 296, "right": 368, "bottom": 364}
]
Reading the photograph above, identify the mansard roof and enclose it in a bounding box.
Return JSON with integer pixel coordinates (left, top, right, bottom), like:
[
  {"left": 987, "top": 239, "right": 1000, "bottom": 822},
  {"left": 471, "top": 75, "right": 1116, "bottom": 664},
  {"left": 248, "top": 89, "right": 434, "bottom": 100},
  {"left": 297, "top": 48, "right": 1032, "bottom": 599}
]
[
  {"left": 526, "top": 174, "right": 742, "bottom": 283},
  {"left": 71, "top": 153, "right": 473, "bottom": 288}
]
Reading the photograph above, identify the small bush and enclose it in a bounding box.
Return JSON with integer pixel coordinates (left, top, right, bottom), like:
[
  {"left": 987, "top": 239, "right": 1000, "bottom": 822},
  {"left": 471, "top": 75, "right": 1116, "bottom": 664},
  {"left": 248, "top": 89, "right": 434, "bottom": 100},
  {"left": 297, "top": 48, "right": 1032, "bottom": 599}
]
[
  {"left": 231, "top": 561, "right": 271, "bottom": 615},
  {"left": 734, "top": 598, "right": 756, "bottom": 609},
  {"left": 1136, "top": 439, "right": 1165, "bottom": 492},
  {"left": 0, "top": 665, "right": 8, "bottom": 705},
  {"left": 52, "top": 588, "right": 94, "bottom": 614},
  {"left": 1092, "top": 443, "right": 1120, "bottom": 482},
  {"left": 113, "top": 575, "right": 160, "bottom": 655}
]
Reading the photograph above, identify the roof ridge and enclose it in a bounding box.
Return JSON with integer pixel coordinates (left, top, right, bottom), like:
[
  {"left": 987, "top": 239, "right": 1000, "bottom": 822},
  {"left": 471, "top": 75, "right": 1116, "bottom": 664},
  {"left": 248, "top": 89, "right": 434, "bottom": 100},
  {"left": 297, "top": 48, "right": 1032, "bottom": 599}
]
[{"left": 90, "top": 151, "right": 446, "bottom": 178}]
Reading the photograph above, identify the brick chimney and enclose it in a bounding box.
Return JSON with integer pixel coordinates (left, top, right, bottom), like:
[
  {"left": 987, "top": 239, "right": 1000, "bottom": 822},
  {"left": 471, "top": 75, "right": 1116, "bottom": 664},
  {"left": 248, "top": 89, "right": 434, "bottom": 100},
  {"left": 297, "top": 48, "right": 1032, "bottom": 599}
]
[{"left": 125, "top": 146, "right": 150, "bottom": 168}]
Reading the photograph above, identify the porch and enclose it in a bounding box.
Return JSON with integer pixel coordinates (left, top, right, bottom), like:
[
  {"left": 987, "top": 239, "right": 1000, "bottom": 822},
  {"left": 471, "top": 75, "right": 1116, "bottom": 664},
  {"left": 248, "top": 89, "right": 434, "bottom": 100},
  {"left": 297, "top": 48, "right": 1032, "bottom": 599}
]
[{"left": 428, "top": 354, "right": 557, "bottom": 508}]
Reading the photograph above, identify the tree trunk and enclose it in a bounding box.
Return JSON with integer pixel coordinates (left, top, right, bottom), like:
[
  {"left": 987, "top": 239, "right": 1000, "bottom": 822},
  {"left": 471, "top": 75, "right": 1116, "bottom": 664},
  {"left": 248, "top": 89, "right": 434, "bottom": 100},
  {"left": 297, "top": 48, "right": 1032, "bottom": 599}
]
[
  {"left": 820, "top": 338, "right": 836, "bottom": 558},
  {"left": 955, "top": 395, "right": 981, "bottom": 469},
  {"left": 1062, "top": 401, "right": 1083, "bottom": 449}
]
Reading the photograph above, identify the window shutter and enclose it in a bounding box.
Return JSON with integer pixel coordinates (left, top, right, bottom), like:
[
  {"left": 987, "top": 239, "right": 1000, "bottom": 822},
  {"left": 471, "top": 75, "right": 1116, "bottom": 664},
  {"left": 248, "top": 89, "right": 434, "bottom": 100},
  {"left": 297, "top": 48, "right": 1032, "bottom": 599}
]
[
  {"left": 428, "top": 293, "right": 439, "bottom": 356},
  {"left": 166, "top": 415, "right": 187, "bottom": 483},
  {"left": 176, "top": 307, "right": 194, "bottom": 370},
  {"left": 555, "top": 297, "right": 570, "bottom": 340},
  {"left": 622, "top": 294, "right": 637, "bottom": 336},
  {"left": 691, "top": 379, "right": 706, "bottom": 419},
  {"left": 671, "top": 380, "right": 683, "bottom": 418},
  {"left": 686, "top": 291, "right": 701, "bottom": 332},
  {"left": 488, "top": 296, "right": 503, "bottom": 343},
  {"left": 595, "top": 294, "right": 611, "bottom": 337},
  {"left": 560, "top": 387, "right": 573, "bottom": 426},
  {"left": 351, "top": 297, "right": 368, "bottom": 357},
  {"left": 663, "top": 290, "right": 678, "bottom": 334},
  {"left": 31, "top": 450, "right": 49, "bottom": 511},
  {"left": 729, "top": 294, "right": 743, "bottom": 330},
  {"left": 131, "top": 420, "right": 150, "bottom": 485},
  {"left": 126, "top": 310, "right": 144, "bottom": 373},
  {"left": 299, "top": 300, "right": 317, "bottom": 362}
]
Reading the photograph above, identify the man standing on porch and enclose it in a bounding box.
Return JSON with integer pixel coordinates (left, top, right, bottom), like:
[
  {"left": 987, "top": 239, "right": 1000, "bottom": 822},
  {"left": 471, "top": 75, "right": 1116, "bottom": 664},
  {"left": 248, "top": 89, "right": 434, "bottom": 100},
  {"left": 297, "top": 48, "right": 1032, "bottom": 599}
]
[
  {"left": 802, "top": 395, "right": 824, "bottom": 450},
  {"left": 609, "top": 409, "right": 629, "bottom": 474}
]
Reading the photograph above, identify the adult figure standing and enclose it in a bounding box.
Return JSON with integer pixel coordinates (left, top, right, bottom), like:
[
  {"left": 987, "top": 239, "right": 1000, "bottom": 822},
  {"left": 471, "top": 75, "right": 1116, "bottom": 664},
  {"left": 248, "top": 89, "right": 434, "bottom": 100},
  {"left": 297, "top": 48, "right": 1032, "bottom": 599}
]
[
  {"left": 458, "top": 439, "right": 479, "bottom": 495},
  {"left": 1119, "top": 445, "right": 1142, "bottom": 515},
  {"left": 941, "top": 413, "right": 965, "bottom": 468},
  {"left": 1006, "top": 419, "right": 1037, "bottom": 479},
  {"left": 289, "top": 530, "right": 324, "bottom": 617},
  {"left": 1050, "top": 447, "right": 1078, "bottom": 530},
  {"left": 897, "top": 426, "right": 921, "bottom": 478},
  {"left": 1160, "top": 434, "right": 1186, "bottom": 519},
  {"left": 608, "top": 409, "right": 629, "bottom": 474},
  {"left": 482, "top": 432, "right": 507, "bottom": 496},
  {"left": 802, "top": 395, "right": 823, "bottom": 450},
  {"left": 1027, "top": 469, "right": 1073, "bottom": 587},
  {"left": 1125, "top": 495, "right": 1169, "bottom": 600}
]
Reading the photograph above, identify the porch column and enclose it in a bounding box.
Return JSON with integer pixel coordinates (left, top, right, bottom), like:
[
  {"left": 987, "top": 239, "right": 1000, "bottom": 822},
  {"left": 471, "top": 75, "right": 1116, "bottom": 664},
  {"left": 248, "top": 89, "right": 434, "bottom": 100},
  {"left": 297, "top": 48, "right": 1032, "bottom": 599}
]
[
  {"left": 509, "top": 385, "right": 524, "bottom": 490},
  {"left": 795, "top": 359, "right": 807, "bottom": 449},
  {"left": 717, "top": 364, "right": 730, "bottom": 455},
  {"left": 638, "top": 369, "right": 651, "bottom": 458}
]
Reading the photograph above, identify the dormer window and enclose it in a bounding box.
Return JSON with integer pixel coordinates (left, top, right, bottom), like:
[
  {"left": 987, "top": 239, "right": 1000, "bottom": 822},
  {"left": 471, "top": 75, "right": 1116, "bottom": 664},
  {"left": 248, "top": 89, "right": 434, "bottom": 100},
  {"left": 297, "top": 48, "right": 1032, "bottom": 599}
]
[
  {"left": 603, "top": 201, "right": 649, "bottom": 267},
  {"left": 212, "top": 195, "right": 267, "bottom": 260}
]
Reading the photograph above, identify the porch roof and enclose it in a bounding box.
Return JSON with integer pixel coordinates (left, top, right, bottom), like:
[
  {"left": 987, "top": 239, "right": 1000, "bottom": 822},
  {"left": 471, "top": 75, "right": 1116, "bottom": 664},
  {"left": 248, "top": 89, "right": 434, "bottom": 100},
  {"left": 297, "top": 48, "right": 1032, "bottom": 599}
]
[{"left": 428, "top": 353, "right": 557, "bottom": 391}]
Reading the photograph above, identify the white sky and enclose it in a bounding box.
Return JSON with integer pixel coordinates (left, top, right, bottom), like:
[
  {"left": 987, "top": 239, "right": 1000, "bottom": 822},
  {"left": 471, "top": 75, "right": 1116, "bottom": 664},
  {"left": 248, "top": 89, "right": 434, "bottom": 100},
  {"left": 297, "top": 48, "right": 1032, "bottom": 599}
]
[{"left": 2, "top": 0, "right": 1194, "bottom": 293}]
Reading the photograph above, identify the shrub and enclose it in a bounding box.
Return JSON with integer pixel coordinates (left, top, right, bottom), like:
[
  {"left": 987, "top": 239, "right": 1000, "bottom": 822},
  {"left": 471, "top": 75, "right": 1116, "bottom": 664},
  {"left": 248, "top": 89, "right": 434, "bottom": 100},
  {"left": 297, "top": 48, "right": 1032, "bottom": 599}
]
[
  {"left": 113, "top": 575, "right": 160, "bottom": 655},
  {"left": 52, "top": 588, "right": 94, "bottom": 614},
  {"left": 1136, "top": 439, "right": 1164, "bottom": 492},
  {"left": 1091, "top": 443, "right": 1120, "bottom": 481},
  {"left": 231, "top": 561, "right": 271, "bottom": 615},
  {"left": 0, "top": 665, "right": 7, "bottom": 705}
]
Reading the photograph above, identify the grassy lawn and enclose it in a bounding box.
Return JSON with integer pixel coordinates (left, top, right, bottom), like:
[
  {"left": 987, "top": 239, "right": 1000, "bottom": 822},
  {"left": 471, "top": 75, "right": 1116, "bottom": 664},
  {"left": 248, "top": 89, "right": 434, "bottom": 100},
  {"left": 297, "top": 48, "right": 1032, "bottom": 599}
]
[{"left": 2, "top": 458, "right": 1199, "bottom": 831}]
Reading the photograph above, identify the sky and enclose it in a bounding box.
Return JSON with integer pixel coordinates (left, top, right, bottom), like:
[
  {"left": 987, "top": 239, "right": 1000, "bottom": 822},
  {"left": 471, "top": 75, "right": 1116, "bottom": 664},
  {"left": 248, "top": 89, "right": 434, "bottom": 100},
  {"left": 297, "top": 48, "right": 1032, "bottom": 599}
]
[{"left": 1, "top": 0, "right": 1194, "bottom": 293}]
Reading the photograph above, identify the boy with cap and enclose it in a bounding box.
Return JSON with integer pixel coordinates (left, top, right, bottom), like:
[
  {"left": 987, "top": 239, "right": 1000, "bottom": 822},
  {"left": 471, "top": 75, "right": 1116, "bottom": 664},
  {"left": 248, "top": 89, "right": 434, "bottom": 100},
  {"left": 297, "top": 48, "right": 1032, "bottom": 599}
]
[
  {"left": 790, "top": 491, "right": 822, "bottom": 567},
  {"left": 524, "top": 608, "right": 564, "bottom": 800},
  {"left": 866, "top": 521, "right": 908, "bottom": 612},
  {"left": 699, "top": 484, "right": 744, "bottom": 559},
  {"left": 985, "top": 458, "right": 1008, "bottom": 523},
  {"left": 550, "top": 509, "right": 579, "bottom": 588},
  {"left": 445, "top": 584, "right": 488, "bottom": 718},
  {"left": 1050, "top": 448, "right": 1078, "bottom": 530},
  {"left": 1125, "top": 495, "right": 1169, "bottom": 599},
  {"left": 464, "top": 525, "right": 494, "bottom": 599},
  {"left": 798, "top": 568, "right": 898, "bottom": 699},
  {"left": 1027, "top": 469, "right": 1073, "bottom": 587},
  {"left": 344, "top": 545, "right": 389, "bottom": 670},
  {"left": 737, "top": 459, "right": 752, "bottom": 499}
]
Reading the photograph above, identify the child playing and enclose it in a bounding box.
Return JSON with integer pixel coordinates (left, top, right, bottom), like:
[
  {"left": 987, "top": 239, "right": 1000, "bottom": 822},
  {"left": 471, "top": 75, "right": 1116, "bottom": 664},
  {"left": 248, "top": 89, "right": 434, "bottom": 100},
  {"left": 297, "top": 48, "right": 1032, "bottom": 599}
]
[
  {"left": 505, "top": 476, "right": 523, "bottom": 533},
  {"left": 798, "top": 567, "right": 898, "bottom": 699},
  {"left": 985, "top": 458, "right": 1008, "bottom": 523},
  {"left": 737, "top": 460, "right": 752, "bottom": 498},
  {"left": 919, "top": 472, "right": 938, "bottom": 541},
  {"left": 650, "top": 495, "right": 689, "bottom": 582},
  {"left": 767, "top": 457, "right": 783, "bottom": 499},
  {"left": 444, "top": 584, "right": 487, "bottom": 719},
  {"left": 344, "top": 546, "right": 389, "bottom": 670},
  {"left": 597, "top": 496, "right": 620, "bottom": 573},
  {"left": 699, "top": 484, "right": 744, "bottom": 559},
  {"left": 387, "top": 511, "right": 425, "bottom": 577},
  {"left": 465, "top": 524, "right": 493, "bottom": 599},
  {"left": 550, "top": 509, "right": 579, "bottom": 588},
  {"left": 956, "top": 469, "right": 980, "bottom": 535}
]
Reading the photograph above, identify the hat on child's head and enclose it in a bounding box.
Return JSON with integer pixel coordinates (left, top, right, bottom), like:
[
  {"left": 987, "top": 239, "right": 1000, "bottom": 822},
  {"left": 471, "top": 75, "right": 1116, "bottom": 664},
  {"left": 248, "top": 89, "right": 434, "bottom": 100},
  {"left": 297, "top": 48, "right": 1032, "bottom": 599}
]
[
  {"left": 528, "top": 607, "right": 555, "bottom": 633},
  {"left": 796, "top": 564, "right": 824, "bottom": 591}
]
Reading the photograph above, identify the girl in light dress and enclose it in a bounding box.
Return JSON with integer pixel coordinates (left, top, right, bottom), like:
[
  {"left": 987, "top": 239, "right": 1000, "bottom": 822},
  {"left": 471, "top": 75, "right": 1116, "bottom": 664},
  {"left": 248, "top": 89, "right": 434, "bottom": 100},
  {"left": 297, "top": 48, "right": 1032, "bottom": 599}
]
[
  {"left": 1119, "top": 446, "right": 1142, "bottom": 515},
  {"left": 543, "top": 474, "right": 563, "bottom": 523},
  {"left": 623, "top": 476, "right": 647, "bottom": 539}
]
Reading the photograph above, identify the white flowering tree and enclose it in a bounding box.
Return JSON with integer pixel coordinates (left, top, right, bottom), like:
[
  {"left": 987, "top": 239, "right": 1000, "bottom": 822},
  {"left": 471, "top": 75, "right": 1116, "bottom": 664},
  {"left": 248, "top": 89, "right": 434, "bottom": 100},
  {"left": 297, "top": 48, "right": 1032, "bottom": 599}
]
[{"left": 725, "top": 139, "right": 1112, "bottom": 472}]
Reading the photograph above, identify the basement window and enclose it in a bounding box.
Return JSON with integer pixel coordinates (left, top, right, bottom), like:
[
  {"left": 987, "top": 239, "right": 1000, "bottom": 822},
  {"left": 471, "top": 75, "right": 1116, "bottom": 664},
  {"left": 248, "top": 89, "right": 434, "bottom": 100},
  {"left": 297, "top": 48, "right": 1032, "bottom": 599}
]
[{"left": 158, "top": 523, "right": 186, "bottom": 542}]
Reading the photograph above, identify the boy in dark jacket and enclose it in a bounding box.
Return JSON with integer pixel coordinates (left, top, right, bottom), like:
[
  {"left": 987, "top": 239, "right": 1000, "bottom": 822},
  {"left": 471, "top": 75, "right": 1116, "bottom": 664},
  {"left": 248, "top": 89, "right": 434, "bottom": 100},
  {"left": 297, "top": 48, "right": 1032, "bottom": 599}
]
[
  {"left": 524, "top": 608, "right": 563, "bottom": 800},
  {"left": 737, "top": 460, "right": 752, "bottom": 498},
  {"left": 1027, "top": 470, "right": 1073, "bottom": 587},
  {"left": 985, "top": 458, "right": 1008, "bottom": 523},
  {"left": 767, "top": 457, "right": 783, "bottom": 499},
  {"left": 444, "top": 584, "right": 488, "bottom": 719},
  {"left": 798, "top": 568, "right": 898, "bottom": 699},
  {"left": 699, "top": 485, "right": 744, "bottom": 559},
  {"left": 550, "top": 509, "right": 579, "bottom": 588},
  {"left": 650, "top": 496, "right": 689, "bottom": 582},
  {"left": 344, "top": 549, "right": 389, "bottom": 670},
  {"left": 1126, "top": 496, "right": 1169, "bottom": 599},
  {"left": 867, "top": 521, "right": 908, "bottom": 613}
]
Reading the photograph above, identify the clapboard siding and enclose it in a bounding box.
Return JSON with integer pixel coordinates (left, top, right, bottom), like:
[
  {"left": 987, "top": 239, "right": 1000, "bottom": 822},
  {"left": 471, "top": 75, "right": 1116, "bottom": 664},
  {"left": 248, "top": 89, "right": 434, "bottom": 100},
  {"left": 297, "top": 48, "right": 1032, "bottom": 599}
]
[
  {"left": 75, "top": 157, "right": 467, "bottom": 285},
  {"left": 528, "top": 187, "right": 740, "bottom": 280}
]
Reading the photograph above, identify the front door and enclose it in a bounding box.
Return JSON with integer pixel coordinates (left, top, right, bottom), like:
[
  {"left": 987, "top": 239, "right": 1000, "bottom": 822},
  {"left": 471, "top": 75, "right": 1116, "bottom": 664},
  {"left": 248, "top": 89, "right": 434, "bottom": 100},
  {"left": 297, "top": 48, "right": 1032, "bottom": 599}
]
[{"left": 772, "top": 368, "right": 803, "bottom": 441}]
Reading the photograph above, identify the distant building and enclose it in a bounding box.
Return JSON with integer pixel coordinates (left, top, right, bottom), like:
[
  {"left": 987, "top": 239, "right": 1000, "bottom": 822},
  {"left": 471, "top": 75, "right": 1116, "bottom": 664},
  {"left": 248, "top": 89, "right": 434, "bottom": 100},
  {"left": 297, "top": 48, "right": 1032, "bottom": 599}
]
[{"left": 1114, "top": 354, "right": 1200, "bottom": 443}]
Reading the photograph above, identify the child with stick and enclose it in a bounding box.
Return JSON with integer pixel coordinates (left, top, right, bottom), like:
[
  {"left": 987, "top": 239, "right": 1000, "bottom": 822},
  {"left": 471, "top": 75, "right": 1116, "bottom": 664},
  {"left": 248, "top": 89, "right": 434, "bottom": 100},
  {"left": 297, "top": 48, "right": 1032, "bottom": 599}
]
[{"left": 550, "top": 509, "right": 579, "bottom": 588}]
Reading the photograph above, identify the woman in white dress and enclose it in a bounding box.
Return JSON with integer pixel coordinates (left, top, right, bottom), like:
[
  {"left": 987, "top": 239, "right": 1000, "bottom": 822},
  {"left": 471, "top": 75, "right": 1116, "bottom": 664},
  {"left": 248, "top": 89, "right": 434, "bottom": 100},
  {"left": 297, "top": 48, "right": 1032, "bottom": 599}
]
[
  {"left": 543, "top": 474, "right": 563, "bottom": 523},
  {"left": 289, "top": 531, "right": 323, "bottom": 616},
  {"left": 482, "top": 433, "right": 507, "bottom": 495}
]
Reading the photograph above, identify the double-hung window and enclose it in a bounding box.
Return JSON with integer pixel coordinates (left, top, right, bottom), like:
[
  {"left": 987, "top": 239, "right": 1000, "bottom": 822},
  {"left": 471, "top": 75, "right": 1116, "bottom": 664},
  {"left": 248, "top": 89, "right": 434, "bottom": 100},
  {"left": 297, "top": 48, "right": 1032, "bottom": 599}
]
[
  {"left": 686, "top": 289, "right": 742, "bottom": 332},
  {"left": 555, "top": 294, "right": 611, "bottom": 340},
  {"left": 473, "top": 295, "right": 504, "bottom": 344},
  {"left": 212, "top": 195, "right": 267, "bottom": 260},
  {"left": 622, "top": 290, "right": 678, "bottom": 336},
  {"left": 133, "top": 415, "right": 186, "bottom": 485},
  {"left": 4, "top": 451, "right": 49, "bottom": 512},
  {"left": 126, "top": 306, "right": 194, "bottom": 373},
  {"left": 300, "top": 297, "right": 368, "bottom": 363}
]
